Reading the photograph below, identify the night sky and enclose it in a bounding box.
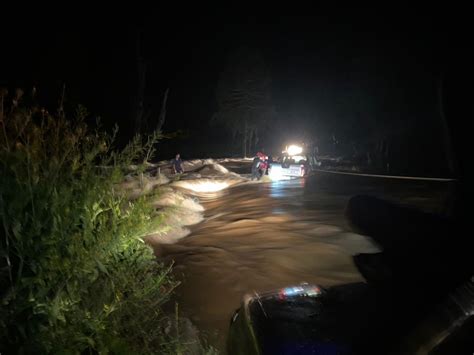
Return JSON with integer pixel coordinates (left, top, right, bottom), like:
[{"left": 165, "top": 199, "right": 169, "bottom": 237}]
[{"left": 1, "top": 9, "right": 472, "bottom": 174}]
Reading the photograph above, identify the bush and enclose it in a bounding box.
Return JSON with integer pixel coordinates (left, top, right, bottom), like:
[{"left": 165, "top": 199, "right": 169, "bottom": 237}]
[{"left": 0, "top": 98, "right": 179, "bottom": 353}]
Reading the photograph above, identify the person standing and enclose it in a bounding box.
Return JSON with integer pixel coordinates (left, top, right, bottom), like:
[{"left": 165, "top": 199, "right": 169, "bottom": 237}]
[
  {"left": 172, "top": 153, "right": 184, "bottom": 174},
  {"left": 251, "top": 155, "right": 261, "bottom": 180},
  {"left": 251, "top": 152, "right": 267, "bottom": 180}
]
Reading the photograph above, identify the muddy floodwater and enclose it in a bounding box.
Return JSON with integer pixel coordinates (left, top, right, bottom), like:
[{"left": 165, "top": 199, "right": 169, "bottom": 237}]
[{"left": 155, "top": 164, "right": 453, "bottom": 351}]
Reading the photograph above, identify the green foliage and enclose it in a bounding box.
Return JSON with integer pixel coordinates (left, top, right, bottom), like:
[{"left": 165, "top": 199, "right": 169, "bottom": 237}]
[{"left": 0, "top": 101, "right": 181, "bottom": 353}]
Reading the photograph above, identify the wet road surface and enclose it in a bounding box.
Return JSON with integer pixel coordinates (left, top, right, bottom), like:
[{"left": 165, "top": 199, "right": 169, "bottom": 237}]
[{"left": 156, "top": 166, "right": 453, "bottom": 350}]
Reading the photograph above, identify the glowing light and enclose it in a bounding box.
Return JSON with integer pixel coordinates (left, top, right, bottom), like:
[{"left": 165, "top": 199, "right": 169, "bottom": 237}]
[
  {"left": 268, "top": 166, "right": 292, "bottom": 181},
  {"left": 287, "top": 145, "right": 303, "bottom": 156},
  {"left": 175, "top": 181, "right": 230, "bottom": 192},
  {"left": 292, "top": 155, "right": 306, "bottom": 162},
  {"left": 283, "top": 286, "right": 304, "bottom": 296},
  {"left": 278, "top": 284, "right": 322, "bottom": 299}
]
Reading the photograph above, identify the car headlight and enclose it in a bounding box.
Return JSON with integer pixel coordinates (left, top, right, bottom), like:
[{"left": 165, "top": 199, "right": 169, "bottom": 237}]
[{"left": 287, "top": 145, "right": 303, "bottom": 156}]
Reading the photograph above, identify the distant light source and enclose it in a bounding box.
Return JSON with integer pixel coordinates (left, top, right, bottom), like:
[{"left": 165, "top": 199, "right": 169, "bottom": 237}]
[{"left": 287, "top": 145, "right": 303, "bottom": 156}]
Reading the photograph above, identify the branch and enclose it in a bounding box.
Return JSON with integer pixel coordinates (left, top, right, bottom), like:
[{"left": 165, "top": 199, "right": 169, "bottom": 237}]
[{"left": 156, "top": 88, "right": 169, "bottom": 132}]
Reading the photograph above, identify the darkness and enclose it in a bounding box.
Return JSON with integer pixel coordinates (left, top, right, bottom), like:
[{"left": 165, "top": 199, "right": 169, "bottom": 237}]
[{"left": 1, "top": 8, "right": 472, "bottom": 176}]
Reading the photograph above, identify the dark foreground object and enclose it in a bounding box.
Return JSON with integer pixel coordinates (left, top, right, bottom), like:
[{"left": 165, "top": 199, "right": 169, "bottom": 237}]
[
  {"left": 228, "top": 279, "right": 473, "bottom": 354},
  {"left": 228, "top": 195, "right": 473, "bottom": 354}
]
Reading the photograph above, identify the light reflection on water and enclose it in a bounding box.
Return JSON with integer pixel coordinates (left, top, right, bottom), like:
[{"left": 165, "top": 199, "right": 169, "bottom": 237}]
[
  {"left": 268, "top": 177, "right": 306, "bottom": 199},
  {"left": 269, "top": 180, "right": 287, "bottom": 198},
  {"left": 271, "top": 207, "right": 286, "bottom": 215}
]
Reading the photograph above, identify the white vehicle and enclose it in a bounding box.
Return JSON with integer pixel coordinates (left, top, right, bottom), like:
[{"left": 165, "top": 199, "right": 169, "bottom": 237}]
[{"left": 268, "top": 145, "right": 319, "bottom": 180}]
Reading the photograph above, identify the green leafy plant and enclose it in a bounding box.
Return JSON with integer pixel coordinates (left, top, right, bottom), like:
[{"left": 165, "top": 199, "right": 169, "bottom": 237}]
[{"left": 0, "top": 95, "right": 184, "bottom": 353}]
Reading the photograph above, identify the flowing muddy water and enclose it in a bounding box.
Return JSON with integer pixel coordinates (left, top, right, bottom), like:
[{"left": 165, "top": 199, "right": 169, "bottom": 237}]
[{"left": 153, "top": 164, "right": 453, "bottom": 350}]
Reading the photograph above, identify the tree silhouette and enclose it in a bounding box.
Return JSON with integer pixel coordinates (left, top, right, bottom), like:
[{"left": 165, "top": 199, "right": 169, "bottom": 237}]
[
  {"left": 133, "top": 31, "right": 169, "bottom": 135},
  {"left": 213, "top": 47, "right": 274, "bottom": 157}
]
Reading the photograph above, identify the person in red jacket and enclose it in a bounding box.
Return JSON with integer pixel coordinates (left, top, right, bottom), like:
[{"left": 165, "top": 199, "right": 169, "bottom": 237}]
[
  {"left": 251, "top": 152, "right": 267, "bottom": 180},
  {"left": 259, "top": 157, "right": 269, "bottom": 176}
]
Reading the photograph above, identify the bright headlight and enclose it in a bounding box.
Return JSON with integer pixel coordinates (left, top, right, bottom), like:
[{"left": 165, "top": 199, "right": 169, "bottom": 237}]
[{"left": 287, "top": 145, "right": 303, "bottom": 156}]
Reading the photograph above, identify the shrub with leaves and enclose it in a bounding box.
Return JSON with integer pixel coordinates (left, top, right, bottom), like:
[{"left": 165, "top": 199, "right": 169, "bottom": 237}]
[{"left": 0, "top": 95, "right": 178, "bottom": 353}]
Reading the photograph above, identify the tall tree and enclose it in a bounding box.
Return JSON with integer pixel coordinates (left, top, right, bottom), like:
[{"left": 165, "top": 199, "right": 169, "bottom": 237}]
[
  {"left": 212, "top": 47, "right": 274, "bottom": 157},
  {"left": 133, "top": 31, "right": 169, "bottom": 135}
]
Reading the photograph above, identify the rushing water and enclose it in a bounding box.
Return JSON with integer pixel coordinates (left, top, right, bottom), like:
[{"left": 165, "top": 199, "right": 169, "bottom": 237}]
[{"left": 154, "top": 166, "right": 453, "bottom": 351}]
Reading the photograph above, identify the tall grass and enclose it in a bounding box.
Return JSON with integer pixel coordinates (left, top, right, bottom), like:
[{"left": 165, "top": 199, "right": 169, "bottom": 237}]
[{"left": 0, "top": 94, "right": 181, "bottom": 353}]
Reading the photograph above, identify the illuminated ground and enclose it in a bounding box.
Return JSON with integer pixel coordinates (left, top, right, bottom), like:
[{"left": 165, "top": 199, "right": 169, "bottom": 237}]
[{"left": 151, "top": 163, "right": 453, "bottom": 351}]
